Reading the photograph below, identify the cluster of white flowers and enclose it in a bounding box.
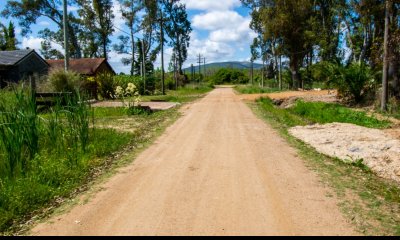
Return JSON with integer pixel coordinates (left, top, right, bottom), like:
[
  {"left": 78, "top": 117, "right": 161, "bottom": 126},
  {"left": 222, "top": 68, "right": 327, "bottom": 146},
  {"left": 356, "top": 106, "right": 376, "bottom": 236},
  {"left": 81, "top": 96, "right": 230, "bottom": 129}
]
[
  {"left": 115, "top": 86, "right": 124, "bottom": 98},
  {"left": 114, "top": 83, "right": 141, "bottom": 106},
  {"left": 125, "top": 83, "right": 137, "bottom": 96}
]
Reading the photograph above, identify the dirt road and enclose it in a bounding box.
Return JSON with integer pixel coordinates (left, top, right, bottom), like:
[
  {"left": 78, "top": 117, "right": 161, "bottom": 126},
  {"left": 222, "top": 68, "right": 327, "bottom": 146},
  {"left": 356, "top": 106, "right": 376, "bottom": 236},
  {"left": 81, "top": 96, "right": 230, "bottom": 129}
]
[{"left": 31, "top": 87, "right": 356, "bottom": 236}]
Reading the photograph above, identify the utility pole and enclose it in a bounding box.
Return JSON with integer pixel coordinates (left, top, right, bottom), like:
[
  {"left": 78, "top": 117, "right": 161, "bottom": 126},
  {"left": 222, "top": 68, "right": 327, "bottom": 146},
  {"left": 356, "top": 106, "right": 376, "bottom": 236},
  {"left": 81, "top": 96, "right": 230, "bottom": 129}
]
[
  {"left": 142, "top": 39, "right": 146, "bottom": 94},
  {"left": 63, "top": 0, "right": 69, "bottom": 71},
  {"left": 250, "top": 60, "right": 254, "bottom": 85},
  {"left": 191, "top": 64, "right": 194, "bottom": 83},
  {"left": 198, "top": 54, "right": 202, "bottom": 84},
  {"left": 174, "top": 53, "right": 178, "bottom": 89},
  {"left": 203, "top": 57, "right": 206, "bottom": 78},
  {"left": 382, "top": 0, "right": 390, "bottom": 111},
  {"left": 262, "top": 59, "right": 265, "bottom": 88},
  {"left": 160, "top": 10, "right": 165, "bottom": 95}
]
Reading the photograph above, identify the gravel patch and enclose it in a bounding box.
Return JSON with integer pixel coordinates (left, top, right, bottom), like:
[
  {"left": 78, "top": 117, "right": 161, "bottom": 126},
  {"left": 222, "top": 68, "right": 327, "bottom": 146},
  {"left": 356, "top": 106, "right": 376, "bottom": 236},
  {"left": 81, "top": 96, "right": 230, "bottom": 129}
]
[{"left": 289, "top": 123, "right": 400, "bottom": 184}]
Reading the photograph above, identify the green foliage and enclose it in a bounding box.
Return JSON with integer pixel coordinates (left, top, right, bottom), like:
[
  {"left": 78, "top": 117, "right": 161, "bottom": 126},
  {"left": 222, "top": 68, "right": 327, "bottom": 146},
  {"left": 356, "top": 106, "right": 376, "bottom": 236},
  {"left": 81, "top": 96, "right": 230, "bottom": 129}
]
[
  {"left": 96, "top": 72, "right": 116, "bottom": 99},
  {"left": 0, "top": 22, "right": 17, "bottom": 50},
  {"left": 258, "top": 98, "right": 390, "bottom": 129},
  {"left": 258, "top": 98, "right": 307, "bottom": 127},
  {"left": 326, "top": 63, "right": 377, "bottom": 104},
  {"left": 235, "top": 85, "right": 281, "bottom": 94},
  {"left": 211, "top": 68, "right": 249, "bottom": 85},
  {"left": 162, "top": 0, "right": 192, "bottom": 74},
  {"left": 48, "top": 70, "right": 83, "bottom": 93},
  {"left": 0, "top": 88, "right": 38, "bottom": 178},
  {"left": 290, "top": 101, "right": 390, "bottom": 128}
]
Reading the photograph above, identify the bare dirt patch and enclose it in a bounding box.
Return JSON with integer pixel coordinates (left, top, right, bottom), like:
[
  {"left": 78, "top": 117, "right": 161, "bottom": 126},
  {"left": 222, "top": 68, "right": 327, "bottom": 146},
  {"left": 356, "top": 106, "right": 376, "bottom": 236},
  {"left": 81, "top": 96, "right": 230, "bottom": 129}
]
[
  {"left": 289, "top": 123, "right": 400, "bottom": 184},
  {"left": 239, "top": 90, "right": 338, "bottom": 103}
]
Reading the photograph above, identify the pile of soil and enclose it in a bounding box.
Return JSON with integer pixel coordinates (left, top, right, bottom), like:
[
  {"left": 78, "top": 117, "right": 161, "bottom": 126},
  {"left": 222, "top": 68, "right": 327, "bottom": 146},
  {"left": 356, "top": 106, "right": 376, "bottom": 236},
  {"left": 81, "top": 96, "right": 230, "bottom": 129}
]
[
  {"left": 289, "top": 123, "right": 400, "bottom": 184},
  {"left": 239, "top": 90, "right": 337, "bottom": 103}
]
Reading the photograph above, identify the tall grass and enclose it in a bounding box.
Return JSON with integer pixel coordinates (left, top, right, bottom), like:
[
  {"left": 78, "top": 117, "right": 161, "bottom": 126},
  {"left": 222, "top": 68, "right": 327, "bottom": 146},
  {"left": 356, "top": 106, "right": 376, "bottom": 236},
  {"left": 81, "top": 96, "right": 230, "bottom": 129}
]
[
  {"left": 0, "top": 87, "right": 133, "bottom": 232},
  {"left": 0, "top": 88, "right": 38, "bottom": 178}
]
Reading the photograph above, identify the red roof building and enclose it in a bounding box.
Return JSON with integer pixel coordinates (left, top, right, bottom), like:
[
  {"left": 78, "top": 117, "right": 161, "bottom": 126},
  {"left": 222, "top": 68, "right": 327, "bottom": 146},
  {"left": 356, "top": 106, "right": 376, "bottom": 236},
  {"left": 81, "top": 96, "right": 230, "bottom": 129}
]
[{"left": 46, "top": 58, "right": 115, "bottom": 76}]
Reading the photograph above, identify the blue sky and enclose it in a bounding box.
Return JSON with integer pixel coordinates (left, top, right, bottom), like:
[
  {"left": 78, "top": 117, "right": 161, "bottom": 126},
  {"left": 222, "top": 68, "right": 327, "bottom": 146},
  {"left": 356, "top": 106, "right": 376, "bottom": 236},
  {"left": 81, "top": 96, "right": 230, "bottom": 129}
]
[{"left": 0, "top": 0, "right": 257, "bottom": 74}]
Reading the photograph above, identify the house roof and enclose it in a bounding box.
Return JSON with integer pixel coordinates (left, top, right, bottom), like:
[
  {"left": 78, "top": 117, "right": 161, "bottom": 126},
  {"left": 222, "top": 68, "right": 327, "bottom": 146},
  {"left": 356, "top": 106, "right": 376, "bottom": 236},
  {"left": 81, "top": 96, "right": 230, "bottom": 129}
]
[
  {"left": 46, "top": 58, "right": 115, "bottom": 75},
  {"left": 0, "top": 49, "right": 47, "bottom": 66}
]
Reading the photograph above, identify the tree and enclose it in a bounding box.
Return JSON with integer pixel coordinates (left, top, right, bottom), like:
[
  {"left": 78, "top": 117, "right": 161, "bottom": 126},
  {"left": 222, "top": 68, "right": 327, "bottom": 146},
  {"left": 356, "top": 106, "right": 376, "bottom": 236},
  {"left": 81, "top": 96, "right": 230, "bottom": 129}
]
[
  {"left": 161, "top": 0, "right": 192, "bottom": 75},
  {"left": 113, "top": 0, "right": 144, "bottom": 75},
  {"left": 78, "top": 0, "right": 115, "bottom": 59},
  {"left": 2, "top": 0, "right": 83, "bottom": 58},
  {"left": 5, "top": 22, "right": 17, "bottom": 50},
  {"left": 0, "top": 22, "right": 18, "bottom": 51},
  {"left": 133, "top": 39, "right": 154, "bottom": 76}
]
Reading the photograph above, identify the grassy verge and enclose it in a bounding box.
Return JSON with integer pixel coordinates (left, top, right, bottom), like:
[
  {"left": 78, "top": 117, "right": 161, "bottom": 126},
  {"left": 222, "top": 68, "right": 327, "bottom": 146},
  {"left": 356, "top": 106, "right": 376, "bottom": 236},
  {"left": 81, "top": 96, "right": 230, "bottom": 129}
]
[
  {"left": 252, "top": 98, "right": 400, "bottom": 236},
  {"left": 234, "top": 85, "right": 281, "bottom": 94},
  {"left": 258, "top": 98, "right": 391, "bottom": 129},
  {"left": 133, "top": 85, "right": 213, "bottom": 104}
]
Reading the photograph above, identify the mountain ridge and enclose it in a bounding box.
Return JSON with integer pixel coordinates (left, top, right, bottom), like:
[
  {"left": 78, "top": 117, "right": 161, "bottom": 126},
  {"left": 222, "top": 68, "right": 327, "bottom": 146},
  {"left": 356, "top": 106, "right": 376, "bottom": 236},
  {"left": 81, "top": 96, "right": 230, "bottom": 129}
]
[{"left": 183, "top": 61, "right": 263, "bottom": 72}]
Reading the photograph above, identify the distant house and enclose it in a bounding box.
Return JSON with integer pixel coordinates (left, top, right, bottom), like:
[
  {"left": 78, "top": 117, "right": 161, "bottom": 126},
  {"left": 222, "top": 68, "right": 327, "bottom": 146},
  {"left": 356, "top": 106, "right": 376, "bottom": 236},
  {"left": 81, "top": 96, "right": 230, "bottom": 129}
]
[
  {"left": 0, "top": 49, "right": 49, "bottom": 88},
  {"left": 46, "top": 58, "right": 115, "bottom": 77}
]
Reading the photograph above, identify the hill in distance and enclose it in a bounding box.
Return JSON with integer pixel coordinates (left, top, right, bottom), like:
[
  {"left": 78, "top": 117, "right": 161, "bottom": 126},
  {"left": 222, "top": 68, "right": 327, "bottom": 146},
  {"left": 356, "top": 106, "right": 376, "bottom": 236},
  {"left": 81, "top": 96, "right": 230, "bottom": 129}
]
[{"left": 183, "top": 61, "right": 263, "bottom": 72}]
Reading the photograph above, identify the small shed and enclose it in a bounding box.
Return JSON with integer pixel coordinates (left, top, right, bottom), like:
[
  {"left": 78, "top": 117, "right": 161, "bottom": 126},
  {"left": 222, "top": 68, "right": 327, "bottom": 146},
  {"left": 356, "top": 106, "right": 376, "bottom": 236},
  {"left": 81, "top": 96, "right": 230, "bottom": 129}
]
[
  {"left": 46, "top": 58, "right": 116, "bottom": 77},
  {"left": 0, "top": 49, "right": 49, "bottom": 88}
]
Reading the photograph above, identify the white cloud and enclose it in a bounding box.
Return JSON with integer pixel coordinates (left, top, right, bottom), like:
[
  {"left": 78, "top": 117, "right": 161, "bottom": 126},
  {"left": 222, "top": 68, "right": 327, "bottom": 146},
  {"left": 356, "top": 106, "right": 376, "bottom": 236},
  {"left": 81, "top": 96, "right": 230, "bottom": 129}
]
[
  {"left": 108, "top": 50, "right": 131, "bottom": 74},
  {"left": 21, "top": 37, "right": 63, "bottom": 55},
  {"left": 21, "top": 37, "right": 43, "bottom": 50},
  {"left": 192, "top": 11, "right": 243, "bottom": 31},
  {"left": 38, "top": 21, "right": 50, "bottom": 27},
  {"left": 181, "top": 0, "right": 241, "bottom": 11},
  {"left": 185, "top": 9, "right": 257, "bottom": 66}
]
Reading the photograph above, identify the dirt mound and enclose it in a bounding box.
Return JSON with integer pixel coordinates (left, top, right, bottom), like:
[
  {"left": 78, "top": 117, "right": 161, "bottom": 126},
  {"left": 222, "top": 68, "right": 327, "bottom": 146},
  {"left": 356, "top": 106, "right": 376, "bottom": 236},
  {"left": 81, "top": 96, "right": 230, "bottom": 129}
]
[
  {"left": 239, "top": 90, "right": 338, "bottom": 105},
  {"left": 289, "top": 123, "right": 400, "bottom": 184}
]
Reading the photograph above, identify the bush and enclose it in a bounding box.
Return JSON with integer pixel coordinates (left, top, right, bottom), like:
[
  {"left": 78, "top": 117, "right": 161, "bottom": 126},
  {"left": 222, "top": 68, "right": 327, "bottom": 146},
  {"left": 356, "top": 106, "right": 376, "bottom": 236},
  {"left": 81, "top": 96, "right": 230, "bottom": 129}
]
[
  {"left": 96, "top": 73, "right": 116, "bottom": 99},
  {"left": 211, "top": 68, "right": 249, "bottom": 85},
  {"left": 48, "top": 69, "right": 82, "bottom": 93},
  {"left": 325, "top": 63, "right": 377, "bottom": 104}
]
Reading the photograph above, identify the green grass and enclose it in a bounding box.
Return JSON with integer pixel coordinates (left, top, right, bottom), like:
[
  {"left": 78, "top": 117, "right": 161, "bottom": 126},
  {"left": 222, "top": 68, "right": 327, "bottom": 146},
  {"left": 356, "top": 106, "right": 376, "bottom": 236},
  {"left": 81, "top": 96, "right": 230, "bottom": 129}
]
[
  {"left": 93, "top": 107, "right": 127, "bottom": 118},
  {"left": 258, "top": 98, "right": 391, "bottom": 129},
  {"left": 252, "top": 99, "right": 400, "bottom": 235},
  {"left": 134, "top": 85, "right": 213, "bottom": 104},
  {"left": 235, "top": 85, "right": 281, "bottom": 94},
  {"left": 0, "top": 127, "right": 132, "bottom": 233}
]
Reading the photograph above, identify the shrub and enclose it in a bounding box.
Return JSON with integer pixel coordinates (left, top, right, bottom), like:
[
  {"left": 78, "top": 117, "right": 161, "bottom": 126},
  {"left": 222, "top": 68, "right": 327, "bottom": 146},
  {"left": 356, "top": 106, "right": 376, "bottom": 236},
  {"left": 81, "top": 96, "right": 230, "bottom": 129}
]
[
  {"left": 96, "top": 72, "right": 116, "bottom": 99},
  {"left": 211, "top": 68, "right": 249, "bottom": 85},
  {"left": 325, "top": 63, "right": 376, "bottom": 104},
  {"left": 48, "top": 69, "right": 82, "bottom": 93}
]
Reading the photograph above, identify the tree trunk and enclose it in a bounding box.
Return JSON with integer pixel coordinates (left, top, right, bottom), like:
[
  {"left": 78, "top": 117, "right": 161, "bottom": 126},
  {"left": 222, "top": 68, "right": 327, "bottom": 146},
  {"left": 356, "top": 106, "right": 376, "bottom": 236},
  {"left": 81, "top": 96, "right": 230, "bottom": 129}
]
[
  {"left": 160, "top": 11, "right": 165, "bottom": 95},
  {"left": 279, "top": 55, "right": 282, "bottom": 90},
  {"left": 290, "top": 55, "right": 300, "bottom": 90},
  {"left": 130, "top": 27, "right": 135, "bottom": 76},
  {"left": 103, "top": 37, "right": 108, "bottom": 59},
  {"left": 382, "top": 0, "right": 390, "bottom": 111}
]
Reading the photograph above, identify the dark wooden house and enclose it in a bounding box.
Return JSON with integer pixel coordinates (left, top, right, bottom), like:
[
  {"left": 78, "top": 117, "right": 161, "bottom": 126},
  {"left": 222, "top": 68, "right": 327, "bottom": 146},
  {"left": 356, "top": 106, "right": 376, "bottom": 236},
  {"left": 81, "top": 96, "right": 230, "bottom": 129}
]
[
  {"left": 46, "top": 58, "right": 115, "bottom": 77},
  {"left": 0, "top": 50, "right": 49, "bottom": 88}
]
